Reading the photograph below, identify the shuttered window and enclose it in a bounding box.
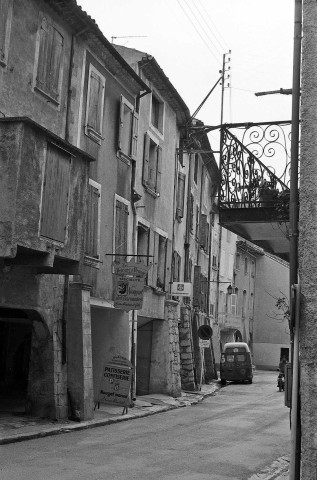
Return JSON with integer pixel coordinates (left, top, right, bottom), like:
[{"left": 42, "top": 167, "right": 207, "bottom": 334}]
[
  {"left": 157, "top": 234, "right": 167, "bottom": 290},
  {"left": 118, "top": 95, "right": 138, "bottom": 160},
  {"left": 193, "top": 265, "right": 201, "bottom": 307},
  {"left": 85, "top": 64, "right": 106, "bottom": 143},
  {"left": 0, "top": 0, "right": 11, "bottom": 66},
  {"left": 143, "top": 133, "right": 162, "bottom": 195},
  {"left": 199, "top": 213, "right": 209, "bottom": 251},
  {"left": 36, "top": 17, "right": 63, "bottom": 102},
  {"left": 85, "top": 180, "right": 101, "bottom": 259},
  {"left": 40, "top": 143, "right": 71, "bottom": 242},
  {"left": 176, "top": 173, "right": 185, "bottom": 220},
  {"left": 115, "top": 200, "right": 129, "bottom": 261}
]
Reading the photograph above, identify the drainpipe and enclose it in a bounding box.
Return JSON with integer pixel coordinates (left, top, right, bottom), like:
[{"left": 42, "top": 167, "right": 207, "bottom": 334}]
[{"left": 289, "top": 1, "right": 302, "bottom": 479}]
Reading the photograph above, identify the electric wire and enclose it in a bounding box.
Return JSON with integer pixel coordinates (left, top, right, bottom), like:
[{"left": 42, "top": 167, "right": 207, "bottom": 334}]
[
  {"left": 183, "top": 0, "right": 223, "bottom": 58},
  {"left": 192, "top": 0, "right": 228, "bottom": 54},
  {"left": 195, "top": 0, "right": 230, "bottom": 51},
  {"left": 176, "top": 0, "right": 221, "bottom": 64}
]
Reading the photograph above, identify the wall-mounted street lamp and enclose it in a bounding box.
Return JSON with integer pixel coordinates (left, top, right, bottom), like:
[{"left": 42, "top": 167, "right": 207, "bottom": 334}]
[{"left": 208, "top": 280, "right": 233, "bottom": 295}]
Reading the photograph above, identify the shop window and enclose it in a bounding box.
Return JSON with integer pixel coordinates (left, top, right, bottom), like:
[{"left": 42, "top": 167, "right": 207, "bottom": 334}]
[
  {"left": 85, "top": 64, "right": 106, "bottom": 144},
  {"left": 40, "top": 143, "right": 71, "bottom": 242},
  {"left": 143, "top": 133, "right": 162, "bottom": 196},
  {"left": 118, "top": 95, "right": 138, "bottom": 161},
  {"left": 35, "top": 16, "right": 64, "bottom": 103},
  {"left": 85, "top": 180, "right": 101, "bottom": 263}
]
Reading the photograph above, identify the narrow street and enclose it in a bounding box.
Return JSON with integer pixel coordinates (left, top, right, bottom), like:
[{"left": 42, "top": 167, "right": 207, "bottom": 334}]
[{"left": 1, "top": 371, "right": 290, "bottom": 480}]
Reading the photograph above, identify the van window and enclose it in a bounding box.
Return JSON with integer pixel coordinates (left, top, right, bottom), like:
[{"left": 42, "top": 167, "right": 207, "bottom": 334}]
[{"left": 225, "top": 346, "right": 247, "bottom": 354}]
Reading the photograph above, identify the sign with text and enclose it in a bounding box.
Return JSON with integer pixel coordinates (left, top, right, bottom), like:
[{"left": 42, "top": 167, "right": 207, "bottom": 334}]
[
  {"left": 199, "top": 339, "right": 211, "bottom": 348},
  {"left": 171, "top": 282, "right": 192, "bottom": 296},
  {"left": 113, "top": 259, "right": 151, "bottom": 311},
  {"left": 97, "top": 356, "right": 133, "bottom": 407}
]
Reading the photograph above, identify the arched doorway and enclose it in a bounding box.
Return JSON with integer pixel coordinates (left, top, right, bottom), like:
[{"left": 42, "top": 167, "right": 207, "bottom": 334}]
[{"left": 0, "top": 308, "right": 32, "bottom": 413}]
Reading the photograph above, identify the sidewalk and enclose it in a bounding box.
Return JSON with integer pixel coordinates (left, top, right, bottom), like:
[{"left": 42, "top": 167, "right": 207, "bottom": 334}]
[{"left": 0, "top": 382, "right": 219, "bottom": 446}]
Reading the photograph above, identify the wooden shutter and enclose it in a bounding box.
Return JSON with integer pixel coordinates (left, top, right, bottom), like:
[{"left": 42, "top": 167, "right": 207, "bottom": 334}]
[
  {"left": 193, "top": 265, "right": 201, "bottom": 307},
  {"left": 118, "top": 96, "right": 124, "bottom": 151},
  {"left": 200, "top": 214, "right": 208, "bottom": 249},
  {"left": 85, "top": 183, "right": 100, "bottom": 258},
  {"left": 156, "top": 146, "right": 162, "bottom": 193},
  {"left": 49, "top": 28, "right": 63, "bottom": 100},
  {"left": 87, "top": 70, "right": 104, "bottom": 133},
  {"left": 115, "top": 200, "right": 129, "bottom": 260},
  {"left": 37, "top": 19, "right": 63, "bottom": 101},
  {"left": 189, "top": 194, "right": 194, "bottom": 231},
  {"left": 143, "top": 133, "right": 150, "bottom": 185},
  {"left": 0, "top": 0, "right": 10, "bottom": 63},
  {"left": 150, "top": 231, "right": 159, "bottom": 287},
  {"left": 131, "top": 111, "right": 139, "bottom": 159},
  {"left": 41, "top": 144, "right": 70, "bottom": 242},
  {"left": 176, "top": 173, "right": 185, "bottom": 218},
  {"left": 37, "top": 17, "right": 50, "bottom": 91}
]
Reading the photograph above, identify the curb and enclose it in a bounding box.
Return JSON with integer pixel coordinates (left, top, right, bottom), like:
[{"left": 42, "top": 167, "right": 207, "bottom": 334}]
[{"left": 0, "top": 385, "right": 220, "bottom": 445}]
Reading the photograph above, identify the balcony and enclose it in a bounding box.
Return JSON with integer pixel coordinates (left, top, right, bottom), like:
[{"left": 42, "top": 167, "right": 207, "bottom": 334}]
[
  {"left": 218, "top": 121, "right": 291, "bottom": 262},
  {"left": 0, "top": 118, "right": 94, "bottom": 273}
]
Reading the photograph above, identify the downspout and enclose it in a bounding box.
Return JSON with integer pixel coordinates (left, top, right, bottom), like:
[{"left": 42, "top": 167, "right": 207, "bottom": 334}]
[
  {"left": 289, "top": 1, "right": 302, "bottom": 479},
  {"left": 131, "top": 158, "right": 138, "bottom": 403}
]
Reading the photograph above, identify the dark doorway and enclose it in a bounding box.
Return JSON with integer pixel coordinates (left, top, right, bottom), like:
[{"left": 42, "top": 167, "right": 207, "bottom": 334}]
[
  {"left": 280, "top": 347, "right": 289, "bottom": 362},
  {"left": 136, "top": 322, "right": 153, "bottom": 396},
  {"left": 0, "top": 309, "right": 32, "bottom": 413}
]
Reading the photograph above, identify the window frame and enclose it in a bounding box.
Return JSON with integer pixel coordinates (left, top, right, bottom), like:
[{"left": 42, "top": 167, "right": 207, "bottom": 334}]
[
  {"left": 118, "top": 95, "right": 138, "bottom": 162},
  {"left": 150, "top": 92, "right": 165, "bottom": 135},
  {"left": 0, "top": 0, "right": 13, "bottom": 68},
  {"left": 85, "top": 63, "right": 106, "bottom": 144},
  {"left": 142, "top": 132, "right": 162, "bottom": 197},
  {"left": 113, "top": 196, "right": 130, "bottom": 264},
  {"left": 34, "top": 14, "right": 64, "bottom": 105},
  {"left": 84, "top": 179, "right": 101, "bottom": 267}
]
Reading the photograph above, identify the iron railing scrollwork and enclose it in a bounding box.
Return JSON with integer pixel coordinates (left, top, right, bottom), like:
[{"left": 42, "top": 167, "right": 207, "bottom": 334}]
[{"left": 220, "top": 122, "right": 292, "bottom": 210}]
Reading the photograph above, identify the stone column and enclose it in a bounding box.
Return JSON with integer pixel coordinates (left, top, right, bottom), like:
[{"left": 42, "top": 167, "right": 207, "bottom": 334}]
[
  {"left": 179, "top": 306, "right": 196, "bottom": 391},
  {"left": 150, "top": 299, "right": 182, "bottom": 397},
  {"left": 67, "top": 282, "right": 94, "bottom": 420}
]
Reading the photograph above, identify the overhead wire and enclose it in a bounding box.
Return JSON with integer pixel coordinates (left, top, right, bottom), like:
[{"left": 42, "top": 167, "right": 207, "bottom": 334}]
[
  {"left": 191, "top": 0, "right": 228, "bottom": 54},
  {"left": 176, "top": 0, "right": 221, "bottom": 65},
  {"left": 195, "top": 0, "right": 230, "bottom": 51},
  {"left": 183, "top": 0, "right": 223, "bottom": 58}
]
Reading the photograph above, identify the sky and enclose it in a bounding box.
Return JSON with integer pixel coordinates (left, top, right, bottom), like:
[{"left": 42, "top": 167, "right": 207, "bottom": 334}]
[{"left": 77, "top": 0, "right": 294, "bottom": 150}]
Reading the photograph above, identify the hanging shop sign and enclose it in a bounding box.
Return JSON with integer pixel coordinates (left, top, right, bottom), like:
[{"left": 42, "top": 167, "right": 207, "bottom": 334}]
[
  {"left": 113, "top": 259, "right": 152, "bottom": 311},
  {"left": 96, "top": 355, "right": 134, "bottom": 408},
  {"left": 171, "top": 282, "right": 192, "bottom": 296}
]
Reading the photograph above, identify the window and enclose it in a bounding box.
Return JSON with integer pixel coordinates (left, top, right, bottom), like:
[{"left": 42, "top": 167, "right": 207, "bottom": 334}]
[
  {"left": 236, "top": 253, "right": 241, "bottom": 270},
  {"left": 199, "top": 213, "right": 209, "bottom": 251},
  {"left": 151, "top": 94, "right": 164, "bottom": 133},
  {"left": 172, "top": 251, "right": 181, "bottom": 282},
  {"left": 114, "top": 199, "right": 129, "bottom": 262},
  {"left": 194, "top": 154, "right": 199, "bottom": 184},
  {"left": 176, "top": 173, "right": 186, "bottom": 220},
  {"left": 184, "top": 250, "right": 193, "bottom": 283},
  {"left": 137, "top": 223, "right": 150, "bottom": 283},
  {"left": 36, "top": 16, "right": 64, "bottom": 103},
  {"left": 156, "top": 234, "right": 167, "bottom": 289},
  {"left": 212, "top": 255, "right": 217, "bottom": 268},
  {"left": 251, "top": 260, "right": 255, "bottom": 277},
  {"left": 230, "top": 293, "right": 237, "bottom": 315},
  {"left": 143, "top": 133, "right": 162, "bottom": 195},
  {"left": 118, "top": 95, "right": 138, "bottom": 160},
  {"left": 195, "top": 205, "right": 199, "bottom": 239},
  {"left": 0, "top": 0, "right": 12, "bottom": 67},
  {"left": 85, "top": 64, "right": 106, "bottom": 144},
  {"left": 242, "top": 290, "right": 247, "bottom": 317},
  {"left": 40, "top": 143, "right": 71, "bottom": 242},
  {"left": 244, "top": 257, "right": 248, "bottom": 275},
  {"left": 85, "top": 180, "right": 101, "bottom": 262}
]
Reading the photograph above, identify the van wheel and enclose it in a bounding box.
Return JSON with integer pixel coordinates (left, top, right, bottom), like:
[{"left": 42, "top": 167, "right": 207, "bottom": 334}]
[{"left": 220, "top": 379, "right": 226, "bottom": 385}]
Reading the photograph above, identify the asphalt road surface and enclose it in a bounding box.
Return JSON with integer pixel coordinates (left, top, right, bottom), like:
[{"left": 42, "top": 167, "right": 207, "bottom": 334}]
[{"left": 0, "top": 371, "right": 290, "bottom": 480}]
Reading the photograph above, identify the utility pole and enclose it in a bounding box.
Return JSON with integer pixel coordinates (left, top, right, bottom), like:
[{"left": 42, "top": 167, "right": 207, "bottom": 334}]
[{"left": 220, "top": 51, "right": 231, "bottom": 125}]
